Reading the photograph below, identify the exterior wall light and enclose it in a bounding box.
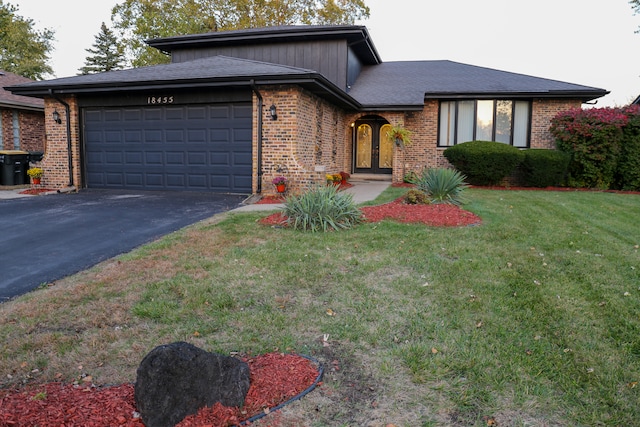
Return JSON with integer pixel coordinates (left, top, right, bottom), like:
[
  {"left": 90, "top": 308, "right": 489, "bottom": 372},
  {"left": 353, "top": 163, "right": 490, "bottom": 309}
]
[
  {"left": 269, "top": 104, "right": 277, "bottom": 120},
  {"left": 52, "top": 110, "right": 62, "bottom": 124}
]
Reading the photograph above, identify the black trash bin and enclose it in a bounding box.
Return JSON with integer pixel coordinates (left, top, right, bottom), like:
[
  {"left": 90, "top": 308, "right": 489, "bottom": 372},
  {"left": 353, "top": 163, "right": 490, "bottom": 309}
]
[{"left": 0, "top": 150, "right": 30, "bottom": 186}]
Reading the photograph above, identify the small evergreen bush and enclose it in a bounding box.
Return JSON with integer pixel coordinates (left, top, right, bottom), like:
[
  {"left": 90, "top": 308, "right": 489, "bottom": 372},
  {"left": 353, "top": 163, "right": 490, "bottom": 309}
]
[
  {"left": 408, "top": 168, "right": 468, "bottom": 205},
  {"left": 404, "top": 189, "right": 430, "bottom": 205},
  {"left": 520, "top": 149, "right": 570, "bottom": 187},
  {"left": 283, "top": 184, "right": 362, "bottom": 232},
  {"left": 443, "top": 141, "right": 524, "bottom": 186}
]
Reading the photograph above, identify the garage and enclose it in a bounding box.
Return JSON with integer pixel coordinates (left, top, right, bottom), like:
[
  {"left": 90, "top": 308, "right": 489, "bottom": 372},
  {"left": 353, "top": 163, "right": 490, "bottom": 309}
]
[{"left": 82, "top": 100, "right": 253, "bottom": 193}]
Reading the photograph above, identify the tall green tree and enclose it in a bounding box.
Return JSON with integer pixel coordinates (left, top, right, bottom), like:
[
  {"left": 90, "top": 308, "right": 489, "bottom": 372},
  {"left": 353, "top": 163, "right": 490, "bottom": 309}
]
[
  {"left": 111, "top": 0, "right": 370, "bottom": 67},
  {"left": 78, "top": 22, "right": 127, "bottom": 75},
  {"left": 0, "top": 1, "right": 54, "bottom": 79}
]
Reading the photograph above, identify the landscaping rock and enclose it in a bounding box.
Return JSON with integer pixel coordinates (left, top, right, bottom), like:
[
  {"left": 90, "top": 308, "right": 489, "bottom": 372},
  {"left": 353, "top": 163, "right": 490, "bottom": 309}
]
[{"left": 134, "top": 341, "right": 250, "bottom": 427}]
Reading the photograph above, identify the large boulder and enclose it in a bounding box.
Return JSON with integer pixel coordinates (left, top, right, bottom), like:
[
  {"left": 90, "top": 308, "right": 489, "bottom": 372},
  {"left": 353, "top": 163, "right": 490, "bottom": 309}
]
[{"left": 134, "top": 342, "right": 250, "bottom": 427}]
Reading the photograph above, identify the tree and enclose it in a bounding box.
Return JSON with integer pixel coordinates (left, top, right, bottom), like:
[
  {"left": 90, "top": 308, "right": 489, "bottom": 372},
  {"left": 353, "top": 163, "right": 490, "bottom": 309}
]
[
  {"left": 633, "top": 0, "right": 640, "bottom": 32},
  {"left": 78, "top": 22, "right": 127, "bottom": 75},
  {"left": 0, "top": 1, "right": 54, "bottom": 79},
  {"left": 111, "top": 0, "right": 370, "bottom": 67}
]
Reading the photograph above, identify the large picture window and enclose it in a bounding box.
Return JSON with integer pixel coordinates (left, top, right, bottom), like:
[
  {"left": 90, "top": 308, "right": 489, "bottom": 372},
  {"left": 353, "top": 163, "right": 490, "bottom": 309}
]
[{"left": 438, "top": 100, "right": 531, "bottom": 148}]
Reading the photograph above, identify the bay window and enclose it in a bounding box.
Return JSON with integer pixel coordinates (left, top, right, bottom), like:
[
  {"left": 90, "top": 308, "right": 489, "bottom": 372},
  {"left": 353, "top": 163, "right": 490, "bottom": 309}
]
[{"left": 438, "top": 100, "right": 531, "bottom": 148}]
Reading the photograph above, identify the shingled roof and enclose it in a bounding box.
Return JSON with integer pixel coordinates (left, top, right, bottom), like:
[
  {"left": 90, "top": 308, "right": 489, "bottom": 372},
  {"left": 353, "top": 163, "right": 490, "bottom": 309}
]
[
  {"left": 0, "top": 70, "right": 44, "bottom": 111},
  {"left": 5, "top": 56, "right": 360, "bottom": 109},
  {"left": 348, "top": 61, "right": 609, "bottom": 110}
]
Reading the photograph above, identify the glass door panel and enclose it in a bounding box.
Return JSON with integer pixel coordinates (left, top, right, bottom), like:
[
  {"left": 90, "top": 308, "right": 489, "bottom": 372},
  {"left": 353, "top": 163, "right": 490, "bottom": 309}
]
[
  {"left": 356, "top": 124, "right": 372, "bottom": 168},
  {"left": 379, "top": 124, "right": 393, "bottom": 169}
]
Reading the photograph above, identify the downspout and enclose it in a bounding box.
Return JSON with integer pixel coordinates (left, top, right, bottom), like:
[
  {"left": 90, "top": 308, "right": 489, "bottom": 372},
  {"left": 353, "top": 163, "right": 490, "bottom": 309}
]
[
  {"left": 250, "top": 80, "right": 264, "bottom": 194},
  {"left": 49, "top": 89, "right": 74, "bottom": 187}
]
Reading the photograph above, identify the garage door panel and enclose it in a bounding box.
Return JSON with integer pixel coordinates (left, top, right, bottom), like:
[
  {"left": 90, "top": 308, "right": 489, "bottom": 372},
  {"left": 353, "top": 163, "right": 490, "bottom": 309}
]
[
  {"left": 166, "top": 152, "right": 185, "bottom": 165},
  {"left": 85, "top": 102, "right": 252, "bottom": 193},
  {"left": 125, "top": 152, "right": 143, "bottom": 164},
  {"left": 106, "top": 173, "right": 124, "bottom": 185},
  {"left": 188, "top": 129, "right": 207, "bottom": 142},
  {"left": 125, "top": 173, "right": 144, "bottom": 186},
  {"left": 105, "top": 152, "right": 123, "bottom": 164},
  {"left": 188, "top": 152, "right": 207, "bottom": 165},
  {"left": 234, "top": 152, "right": 252, "bottom": 166}
]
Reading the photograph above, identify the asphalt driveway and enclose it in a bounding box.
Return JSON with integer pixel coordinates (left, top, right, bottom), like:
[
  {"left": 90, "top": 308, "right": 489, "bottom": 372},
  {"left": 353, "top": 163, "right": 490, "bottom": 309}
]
[{"left": 0, "top": 189, "right": 246, "bottom": 302}]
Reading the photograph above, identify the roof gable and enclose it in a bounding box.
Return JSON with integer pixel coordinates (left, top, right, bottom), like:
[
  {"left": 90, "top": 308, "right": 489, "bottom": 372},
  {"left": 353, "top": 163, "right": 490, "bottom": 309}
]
[{"left": 0, "top": 70, "right": 44, "bottom": 111}]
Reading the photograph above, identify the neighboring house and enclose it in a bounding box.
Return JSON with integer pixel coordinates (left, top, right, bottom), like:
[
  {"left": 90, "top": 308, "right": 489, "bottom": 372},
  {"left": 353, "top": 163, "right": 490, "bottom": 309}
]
[
  {"left": 5, "top": 25, "right": 608, "bottom": 194},
  {"left": 633, "top": 95, "right": 640, "bottom": 105},
  {"left": 0, "top": 70, "right": 45, "bottom": 153}
]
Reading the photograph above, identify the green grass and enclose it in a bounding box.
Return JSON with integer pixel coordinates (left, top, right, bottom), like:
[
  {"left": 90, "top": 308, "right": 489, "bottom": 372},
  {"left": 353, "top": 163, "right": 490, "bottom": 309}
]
[{"left": 1, "top": 188, "right": 639, "bottom": 426}]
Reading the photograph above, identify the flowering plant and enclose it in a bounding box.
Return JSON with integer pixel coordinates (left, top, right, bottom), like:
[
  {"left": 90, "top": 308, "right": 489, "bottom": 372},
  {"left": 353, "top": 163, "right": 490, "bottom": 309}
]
[
  {"left": 326, "top": 174, "right": 342, "bottom": 183},
  {"left": 272, "top": 176, "right": 287, "bottom": 185},
  {"left": 27, "top": 167, "right": 43, "bottom": 178},
  {"left": 339, "top": 171, "right": 350, "bottom": 181}
]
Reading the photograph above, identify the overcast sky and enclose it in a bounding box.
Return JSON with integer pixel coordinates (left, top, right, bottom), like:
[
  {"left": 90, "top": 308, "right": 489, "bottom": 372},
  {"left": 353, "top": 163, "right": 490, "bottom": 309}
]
[{"left": 13, "top": 0, "right": 640, "bottom": 107}]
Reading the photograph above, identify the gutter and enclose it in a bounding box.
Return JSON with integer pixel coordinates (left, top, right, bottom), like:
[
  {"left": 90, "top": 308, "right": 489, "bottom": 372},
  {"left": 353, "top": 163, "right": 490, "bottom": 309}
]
[
  {"left": 250, "top": 80, "right": 263, "bottom": 194},
  {"left": 48, "top": 89, "right": 74, "bottom": 187}
]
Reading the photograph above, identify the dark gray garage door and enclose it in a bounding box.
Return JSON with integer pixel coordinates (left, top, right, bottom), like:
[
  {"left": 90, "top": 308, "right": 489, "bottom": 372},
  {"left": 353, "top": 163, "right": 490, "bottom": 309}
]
[{"left": 83, "top": 103, "right": 252, "bottom": 193}]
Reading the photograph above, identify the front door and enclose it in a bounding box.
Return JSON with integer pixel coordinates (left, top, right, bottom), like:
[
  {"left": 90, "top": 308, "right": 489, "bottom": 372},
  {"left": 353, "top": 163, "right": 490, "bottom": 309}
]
[{"left": 353, "top": 117, "right": 393, "bottom": 174}]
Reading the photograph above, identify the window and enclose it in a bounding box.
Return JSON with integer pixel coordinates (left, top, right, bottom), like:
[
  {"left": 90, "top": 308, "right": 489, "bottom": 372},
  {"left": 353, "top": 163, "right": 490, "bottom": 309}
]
[
  {"left": 12, "top": 111, "right": 20, "bottom": 150},
  {"left": 438, "top": 100, "right": 531, "bottom": 147}
]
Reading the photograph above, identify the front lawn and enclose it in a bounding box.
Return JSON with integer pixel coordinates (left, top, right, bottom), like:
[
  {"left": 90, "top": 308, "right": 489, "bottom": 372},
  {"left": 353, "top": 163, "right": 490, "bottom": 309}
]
[{"left": 1, "top": 188, "right": 639, "bottom": 426}]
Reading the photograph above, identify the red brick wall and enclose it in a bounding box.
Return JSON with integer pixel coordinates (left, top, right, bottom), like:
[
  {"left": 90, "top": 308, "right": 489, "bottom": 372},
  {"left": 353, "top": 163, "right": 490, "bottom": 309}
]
[
  {"left": 0, "top": 109, "right": 45, "bottom": 152},
  {"left": 257, "top": 86, "right": 349, "bottom": 195},
  {"left": 531, "top": 99, "right": 581, "bottom": 149},
  {"left": 39, "top": 98, "right": 80, "bottom": 189}
]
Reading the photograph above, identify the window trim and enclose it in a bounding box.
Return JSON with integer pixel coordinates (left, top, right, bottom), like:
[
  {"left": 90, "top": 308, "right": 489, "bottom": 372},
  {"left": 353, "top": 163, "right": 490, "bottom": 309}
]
[{"left": 438, "top": 99, "right": 531, "bottom": 148}]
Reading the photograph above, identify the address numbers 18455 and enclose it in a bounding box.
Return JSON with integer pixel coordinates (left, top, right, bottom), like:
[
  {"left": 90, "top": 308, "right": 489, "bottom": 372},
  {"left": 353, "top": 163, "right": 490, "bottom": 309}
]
[{"left": 147, "top": 96, "right": 174, "bottom": 104}]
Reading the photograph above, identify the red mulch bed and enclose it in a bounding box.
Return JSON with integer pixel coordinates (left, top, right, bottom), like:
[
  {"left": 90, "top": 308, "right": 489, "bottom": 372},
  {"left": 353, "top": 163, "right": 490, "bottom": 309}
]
[
  {"left": 0, "top": 353, "right": 320, "bottom": 427},
  {"left": 18, "top": 188, "right": 55, "bottom": 195},
  {"left": 256, "top": 195, "right": 286, "bottom": 204},
  {"left": 259, "top": 197, "right": 482, "bottom": 227}
]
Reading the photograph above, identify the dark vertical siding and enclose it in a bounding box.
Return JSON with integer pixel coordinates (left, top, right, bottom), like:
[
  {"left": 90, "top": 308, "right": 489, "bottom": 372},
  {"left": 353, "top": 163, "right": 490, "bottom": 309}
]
[
  {"left": 172, "top": 40, "right": 348, "bottom": 90},
  {"left": 347, "top": 48, "right": 362, "bottom": 91}
]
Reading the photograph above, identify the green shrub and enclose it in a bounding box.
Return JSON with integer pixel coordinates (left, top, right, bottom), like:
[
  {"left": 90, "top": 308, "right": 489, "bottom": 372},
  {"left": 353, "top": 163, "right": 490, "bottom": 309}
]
[
  {"left": 408, "top": 168, "right": 468, "bottom": 205},
  {"left": 614, "top": 106, "right": 640, "bottom": 191},
  {"left": 550, "top": 107, "right": 626, "bottom": 189},
  {"left": 283, "top": 184, "right": 362, "bottom": 232},
  {"left": 443, "top": 141, "right": 524, "bottom": 186},
  {"left": 404, "top": 189, "right": 430, "bottom": 205},
  {"left": 520, "top": 149, "right": 570, "bottom": 187}
]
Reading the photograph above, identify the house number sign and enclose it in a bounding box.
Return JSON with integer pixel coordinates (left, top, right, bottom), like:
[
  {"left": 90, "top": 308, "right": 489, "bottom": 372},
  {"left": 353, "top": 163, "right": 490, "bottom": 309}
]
[{"left": 147, "top": 96, "right": 174, "bottom": 104}]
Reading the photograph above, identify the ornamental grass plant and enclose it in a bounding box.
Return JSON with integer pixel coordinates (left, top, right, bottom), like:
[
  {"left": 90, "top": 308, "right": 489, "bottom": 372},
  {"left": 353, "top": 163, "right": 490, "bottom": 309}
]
[
  {"left": 408, "top": 167, "right": 468, "bottom": 205},
  {"left": 282, "top": 184, "right": 362, "bottom": 232}
]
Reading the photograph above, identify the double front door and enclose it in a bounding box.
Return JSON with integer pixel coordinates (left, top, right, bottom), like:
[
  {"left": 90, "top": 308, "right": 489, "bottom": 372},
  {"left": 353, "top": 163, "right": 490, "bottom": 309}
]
[{"left": 353, "top": 118, "right": 393, "bottom": 174}]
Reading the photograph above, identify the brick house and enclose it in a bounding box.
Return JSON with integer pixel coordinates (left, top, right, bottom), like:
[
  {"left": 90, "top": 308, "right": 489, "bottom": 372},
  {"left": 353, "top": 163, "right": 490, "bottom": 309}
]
[
  {"left": 0, "top": 70, "right": 45, "bottom": 153},
  {"left": 5, "top": 25, "right": 607, "bottom": 194}
]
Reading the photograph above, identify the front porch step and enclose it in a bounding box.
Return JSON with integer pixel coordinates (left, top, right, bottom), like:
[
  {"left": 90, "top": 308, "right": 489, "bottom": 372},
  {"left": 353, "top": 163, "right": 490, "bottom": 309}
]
[{"left": 349, "top": 173, "right": 392, "bottom": 182}]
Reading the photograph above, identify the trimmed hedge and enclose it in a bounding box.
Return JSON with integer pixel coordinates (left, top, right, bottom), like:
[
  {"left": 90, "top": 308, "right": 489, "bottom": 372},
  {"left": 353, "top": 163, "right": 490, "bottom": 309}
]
[
  {"left": 443, "top": 141, "right": 524, "bottom": 186},
  {"left": 520, "top": 149, "right": 570, "bottom": 188},
  {"left": 614, "top": 109, "right": 640, "bottom": 191}
]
